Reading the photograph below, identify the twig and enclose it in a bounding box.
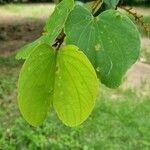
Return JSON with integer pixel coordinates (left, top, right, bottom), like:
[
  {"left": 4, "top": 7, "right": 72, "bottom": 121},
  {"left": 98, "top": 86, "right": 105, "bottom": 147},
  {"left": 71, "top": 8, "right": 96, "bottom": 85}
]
[
  {"left": 92, "top": 0, "right": 103, "bottom": 16},
  {"left": 52, "top": 31, "right": 66, "bottom": 51},
  {"left": 120, "top": 6, "right": 150, "bottom": 37}
]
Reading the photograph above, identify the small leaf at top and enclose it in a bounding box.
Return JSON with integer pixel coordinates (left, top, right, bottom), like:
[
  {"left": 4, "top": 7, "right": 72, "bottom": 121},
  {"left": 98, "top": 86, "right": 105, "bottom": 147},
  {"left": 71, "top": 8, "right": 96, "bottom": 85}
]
[
  {"left": 44, "top": 0, "right": 74, "bottom": 36},
  {"left": 65, "top": 5, "right": 141, "bottom": 88},
  {"left": 104, "top": 0, "right": 120, "bottom": 9},
  {"left": 16, "top": 0, "right": 74, "bottom": 60}
]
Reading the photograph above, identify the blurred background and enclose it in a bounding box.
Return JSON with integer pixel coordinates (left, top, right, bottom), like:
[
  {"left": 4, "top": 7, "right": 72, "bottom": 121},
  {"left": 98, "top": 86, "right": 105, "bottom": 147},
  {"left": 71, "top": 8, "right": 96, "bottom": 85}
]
[{"left": 0, "top": 0, "right": 150, "bottom": 149}]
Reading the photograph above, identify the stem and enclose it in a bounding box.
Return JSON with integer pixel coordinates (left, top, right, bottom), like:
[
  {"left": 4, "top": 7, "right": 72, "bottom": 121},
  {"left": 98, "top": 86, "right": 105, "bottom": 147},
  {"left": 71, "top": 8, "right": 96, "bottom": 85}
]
[
  {"left": 52, "top": 31, "right": 66, "bottom": 51},
  {"left": 120, "top": 6, "right": 150, "bottom": 37},
  {"left": 92, "top": 0, "right": 103, "bottom": 16}
]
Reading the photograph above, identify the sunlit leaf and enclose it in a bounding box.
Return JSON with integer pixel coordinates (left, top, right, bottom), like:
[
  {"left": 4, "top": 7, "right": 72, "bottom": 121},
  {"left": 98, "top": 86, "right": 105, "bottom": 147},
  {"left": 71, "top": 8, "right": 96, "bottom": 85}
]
[
  {"left": 18, "top": 44, "right": 98, "bottom": 127},
  {"left": 44, "top": 0, "right": 74, "bottom": 35},
  {"left": 16, "top": 36, "right": 49, "bottom": 60},
  {"left": 18, "top": 44, "right": 56, "bottom": 126},
  {"left": 16, "top": 0, "right": 74, "bottom": 60},
  {"left": 53, "top": 45, "right": 99, "bottom": 127}
]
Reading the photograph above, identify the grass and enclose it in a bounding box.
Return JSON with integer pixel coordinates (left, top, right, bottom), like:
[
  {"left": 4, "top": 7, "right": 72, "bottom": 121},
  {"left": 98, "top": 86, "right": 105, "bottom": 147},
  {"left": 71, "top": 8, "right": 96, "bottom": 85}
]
[
  {"left": 0, "top": 3, "right": 55, "bottom": 18},
  {"left": 0, "top": 53, "right": 150, "bottom": 150}
]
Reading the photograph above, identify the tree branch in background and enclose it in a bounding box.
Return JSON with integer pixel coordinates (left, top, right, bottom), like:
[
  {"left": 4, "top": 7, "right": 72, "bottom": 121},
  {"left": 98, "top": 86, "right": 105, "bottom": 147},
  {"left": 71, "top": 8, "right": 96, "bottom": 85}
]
[
  {"left": 120, "top": 6, "right": 150, "bottom": 37},
  {"left": 92, "top": 0, "right": 103, "bottom": 15}
]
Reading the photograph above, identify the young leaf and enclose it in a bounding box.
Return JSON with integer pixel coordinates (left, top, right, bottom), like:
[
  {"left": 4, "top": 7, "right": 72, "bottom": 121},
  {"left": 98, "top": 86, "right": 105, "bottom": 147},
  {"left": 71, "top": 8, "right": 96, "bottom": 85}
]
[
  {"left": 16, "top": 0, "right": 74, "bottom": 60},
  {"left": 53, "top": 45, "right": 99, "bottom": 127},
  {"left": 104, "top": 0, "right": 120, "bottom": 9},
  {"left": 16, "top": 36, "right": 50, "bottom": 60},
  {"left": 44, "top": 0, "right": 74, "bottom": 35},
  {"left": 18, "top": 44, "right": 99, "bottom": 127},
  {"left": 18, "top": 44, "right": 57, "bottom": 126},
  {"left": 65, "top": 5, "right": 140, "bottom": 88}
]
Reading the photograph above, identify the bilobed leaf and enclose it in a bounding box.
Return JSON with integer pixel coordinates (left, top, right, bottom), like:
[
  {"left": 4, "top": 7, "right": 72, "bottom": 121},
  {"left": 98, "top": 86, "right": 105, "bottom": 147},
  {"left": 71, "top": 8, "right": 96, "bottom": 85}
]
[
  {"left": 18, "top": 44, "right": 98, "bottom": 127},
  {"left": 65, "top": 5, "right": 140, "bottom": 88},
  {"left": 16, "top": 0, "right": 74, "bottom": 60},
  {"left": 53, "top": 45, "right": 99, "bottom": 127},
  {"left": 18, "top": 44, "right": 56, "bottom": 126}
]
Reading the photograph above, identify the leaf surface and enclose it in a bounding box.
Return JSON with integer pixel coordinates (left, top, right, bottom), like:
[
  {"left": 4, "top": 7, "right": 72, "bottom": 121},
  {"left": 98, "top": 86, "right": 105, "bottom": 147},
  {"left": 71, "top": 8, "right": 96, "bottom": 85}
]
[
  {"left": 44, "top": 0, "right": 74, "bottom": 36},
  {"left": 18, "top": 44, "right": 56, "bottom": 126},
  {"left": 65, "top": 5, "right": 140, "bottom": 88},
  {"left": 16, "top": 0, "right": 74, "bottom": 60},
  {"left": 104, "top": 0, "right": 120, "bottom": 9},
  {"left": 18, "top": 44, "right": 98, "bottom": 127},
  {"left": 16, "top": 36, "right": 49, "bottom": 60},
  {"left": 53, "top": 45, "right": 99, "bottom": 126}
]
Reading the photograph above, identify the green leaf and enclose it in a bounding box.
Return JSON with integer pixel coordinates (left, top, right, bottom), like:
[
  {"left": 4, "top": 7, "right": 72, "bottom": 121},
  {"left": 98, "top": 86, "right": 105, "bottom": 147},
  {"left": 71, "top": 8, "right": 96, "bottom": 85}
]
[
  {"left": 65, "top": 5, "right": 140, "bottom": 88},
  {"left": 16, "top": 36, "right": 50, "bottom": 60},
  {"left": 18, "top": 44, "right": 57, "bottom": 126},
  {"left": 53, "top": 45, "right": 99, "bottom": 127},
  {"left": 16, "top": 0, "right": 74, "bottom": 60},
  {"left": 104, "top": 0, "right": 120, "bottom": 9},
  {"left": 18, "top": 44, "right": 99, "bottom": 127},
  {"left": 44, "top": 0, "right": 74, "bottom": 36}
]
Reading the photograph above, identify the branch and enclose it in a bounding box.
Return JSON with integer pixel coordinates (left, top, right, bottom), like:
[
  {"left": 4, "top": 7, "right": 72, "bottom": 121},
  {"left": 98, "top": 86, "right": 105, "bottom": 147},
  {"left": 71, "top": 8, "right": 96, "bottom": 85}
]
[
  {"left": 92, "top": 0, "right": 103, "bottom": 16},
  {"left": 52, "top": 31, "right": 66, "bottom": 50},
  {"left": 120, "top": 6, "right": 150, "bottom": 37}
]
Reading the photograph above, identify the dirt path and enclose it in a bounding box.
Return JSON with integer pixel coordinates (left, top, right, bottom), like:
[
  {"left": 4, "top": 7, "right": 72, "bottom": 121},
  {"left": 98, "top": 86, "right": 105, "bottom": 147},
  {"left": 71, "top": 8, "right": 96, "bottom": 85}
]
[
  {"left": 0, "top": 4, "right": 54, "bottom": 55},
  {"left": 0, "top": 16, "right": 45, "bottom": 55},
  {"left": 124, "top": 62, "right": 150, "bottom": 89}
]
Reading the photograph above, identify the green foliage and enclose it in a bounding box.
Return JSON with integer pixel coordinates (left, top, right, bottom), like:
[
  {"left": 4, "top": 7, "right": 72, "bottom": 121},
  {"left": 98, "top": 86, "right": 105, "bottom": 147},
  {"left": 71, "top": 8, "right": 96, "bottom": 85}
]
[
  {"left": 53, "top": 45, "right": 98, "bottom": 126},
  {"left": 18, "top": 44, "right": 98, "bottom": 127},
  {"left": 104, "top": 0, "right": 120, "bottom": 9},
  {"left": 16, "top": 36, "right": 48, "bottom": 60},
  {"left": 44, "top": 0, "right": 74, "bottom": 33},
  {"left": 16, "top": 0, "right": 141, "bottom": 126},
  {"left": 18, "top": 44, "right": 56, "bottom": 126},
  {"left": 16, "top": 0, "right": 74, "bottom": 60},
  {"left": 0, "top": 86, "right": 150, "bottom": 149},
  {"left": 0, "top": 54, "right": 150, "bottom": 149},
  {"left": 65, "top": 5, "right": 140, "bottom": 88}
]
